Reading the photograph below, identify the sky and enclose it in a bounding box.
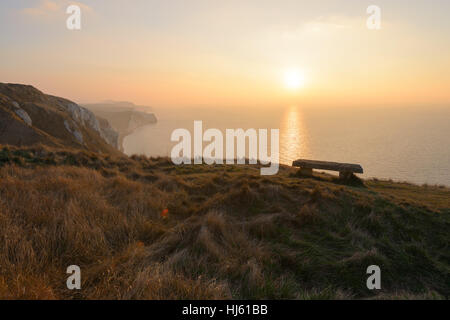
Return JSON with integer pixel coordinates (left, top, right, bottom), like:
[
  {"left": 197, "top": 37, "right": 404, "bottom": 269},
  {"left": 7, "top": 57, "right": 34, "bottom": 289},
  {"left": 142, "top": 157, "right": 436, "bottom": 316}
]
[{"left": 1, "top": 0, "right": 450, "bottom": 108}]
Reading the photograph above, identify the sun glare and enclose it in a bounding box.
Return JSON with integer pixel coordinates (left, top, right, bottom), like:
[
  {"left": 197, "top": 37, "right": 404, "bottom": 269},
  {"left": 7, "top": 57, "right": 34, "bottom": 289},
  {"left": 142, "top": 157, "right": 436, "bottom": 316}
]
[{"left": 284, "top": 69, "right": 305, "bottom": 90}]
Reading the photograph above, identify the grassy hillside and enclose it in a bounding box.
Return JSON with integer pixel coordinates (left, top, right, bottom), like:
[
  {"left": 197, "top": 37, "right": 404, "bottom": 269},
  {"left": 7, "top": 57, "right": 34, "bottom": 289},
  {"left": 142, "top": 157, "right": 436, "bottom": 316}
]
[{"left": 0, "top": 145, "right": 448, "bottom": 299}]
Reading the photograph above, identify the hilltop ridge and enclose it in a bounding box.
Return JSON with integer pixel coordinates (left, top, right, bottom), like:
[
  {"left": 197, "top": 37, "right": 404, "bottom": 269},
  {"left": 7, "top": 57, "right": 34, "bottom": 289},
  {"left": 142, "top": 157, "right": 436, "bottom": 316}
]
[{"left": 0, "top": 83, "right": 121, "bottom": 155}]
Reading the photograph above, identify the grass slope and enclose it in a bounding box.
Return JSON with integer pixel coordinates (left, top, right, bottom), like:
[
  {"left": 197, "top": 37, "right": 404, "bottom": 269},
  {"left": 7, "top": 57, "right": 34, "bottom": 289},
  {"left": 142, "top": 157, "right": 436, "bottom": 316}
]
[{"left": 0, "top": 145, "right": 448, "bottom": 300}]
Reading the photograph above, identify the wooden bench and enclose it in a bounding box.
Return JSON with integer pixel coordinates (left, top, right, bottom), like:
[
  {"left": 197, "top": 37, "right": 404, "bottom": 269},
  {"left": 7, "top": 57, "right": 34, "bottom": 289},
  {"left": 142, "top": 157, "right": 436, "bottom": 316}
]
[{"left": 292, "top": 159, "right": 363, "bottom": 179}]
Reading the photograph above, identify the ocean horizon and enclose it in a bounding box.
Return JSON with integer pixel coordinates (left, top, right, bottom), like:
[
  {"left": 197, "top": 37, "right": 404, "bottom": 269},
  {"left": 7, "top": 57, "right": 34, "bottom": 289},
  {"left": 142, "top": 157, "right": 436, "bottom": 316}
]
[{"left": 124, "top": 105, "right": 450, "bottom": 186}]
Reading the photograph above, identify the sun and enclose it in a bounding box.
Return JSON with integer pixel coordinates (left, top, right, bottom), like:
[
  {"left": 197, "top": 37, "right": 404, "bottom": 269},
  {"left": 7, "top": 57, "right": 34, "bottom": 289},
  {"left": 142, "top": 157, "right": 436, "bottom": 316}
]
[{"left": 283, "top": 69, "right": 305, "bottom": 90}]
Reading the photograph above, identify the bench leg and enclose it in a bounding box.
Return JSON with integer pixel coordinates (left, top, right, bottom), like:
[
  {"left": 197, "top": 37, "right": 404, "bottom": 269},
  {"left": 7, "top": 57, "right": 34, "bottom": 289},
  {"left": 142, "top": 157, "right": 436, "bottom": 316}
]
[
  {"left": 339, "top": 171, "right": 352, "bottom": 180},
  {"left": 300, "top": 167, "right": 313, "bottom": 176}
]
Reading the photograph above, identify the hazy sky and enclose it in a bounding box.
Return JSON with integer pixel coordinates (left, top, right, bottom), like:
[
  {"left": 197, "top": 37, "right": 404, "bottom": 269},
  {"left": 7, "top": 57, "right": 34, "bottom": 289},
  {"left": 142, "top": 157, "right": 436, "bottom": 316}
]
[{"left": 1, "top": 0, "right": 450, "bottom": 108}]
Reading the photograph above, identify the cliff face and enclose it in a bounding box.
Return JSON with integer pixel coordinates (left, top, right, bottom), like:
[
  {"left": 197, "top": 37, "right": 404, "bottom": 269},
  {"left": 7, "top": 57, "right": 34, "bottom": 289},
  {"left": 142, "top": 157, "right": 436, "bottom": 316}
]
[
  {"left": 0, "top": 83, "right": 121, "bottom": 154},
  {"left": 83, "top": 102, "right": 157, "bottom": 151}
]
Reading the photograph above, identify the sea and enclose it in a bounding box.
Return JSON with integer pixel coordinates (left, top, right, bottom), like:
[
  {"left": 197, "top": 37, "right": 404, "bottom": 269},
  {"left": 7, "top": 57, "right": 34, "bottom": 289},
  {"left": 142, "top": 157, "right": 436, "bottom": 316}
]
[{"left": 123, "top": 105, "right": 450, "bottom": 186}]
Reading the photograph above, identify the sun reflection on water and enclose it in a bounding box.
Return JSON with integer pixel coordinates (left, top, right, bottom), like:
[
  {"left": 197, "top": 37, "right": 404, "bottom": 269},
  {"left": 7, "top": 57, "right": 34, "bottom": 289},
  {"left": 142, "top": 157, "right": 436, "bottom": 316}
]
[{"left": 279, "top": 105, "right": 310, "bottom": 165}]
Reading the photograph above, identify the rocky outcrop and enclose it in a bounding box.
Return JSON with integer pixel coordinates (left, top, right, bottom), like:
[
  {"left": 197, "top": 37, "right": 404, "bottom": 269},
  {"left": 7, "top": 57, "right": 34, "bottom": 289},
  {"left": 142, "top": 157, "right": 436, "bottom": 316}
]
[
  {"left": 0, "top": 83, "right": 122, "bottom": 155},
  {"left": 7, "top": 100, "right": 33, "bottom": 126},
  {"left": 14, "top": 108, "right": 33, "bottom": 126},
  {"left": 48, "top": 96, "right": 119, "bottom": 149},
  {"left": 96, "top": 116, "right": 119, "bottom": 149},
  {"left": 63, "top": 119, "right": 83, "bottom": 144}
]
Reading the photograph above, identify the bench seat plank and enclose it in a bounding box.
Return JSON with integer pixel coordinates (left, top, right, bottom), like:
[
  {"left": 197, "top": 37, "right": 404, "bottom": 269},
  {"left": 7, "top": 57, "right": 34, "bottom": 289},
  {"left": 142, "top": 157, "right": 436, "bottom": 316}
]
[{"left": 292, "top": 159, "right": 363, "bottom": 174}]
